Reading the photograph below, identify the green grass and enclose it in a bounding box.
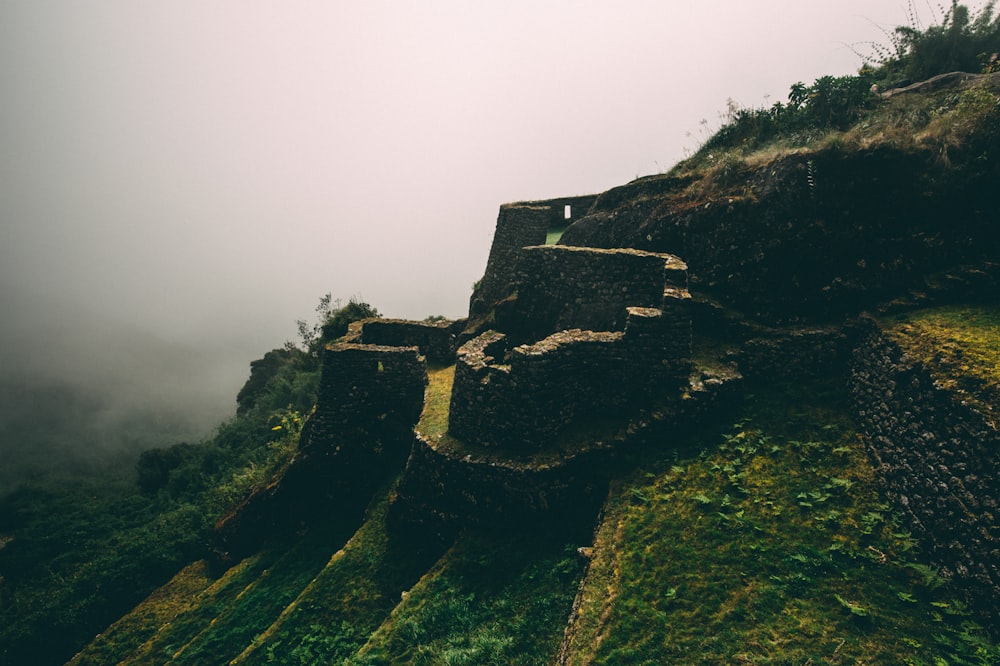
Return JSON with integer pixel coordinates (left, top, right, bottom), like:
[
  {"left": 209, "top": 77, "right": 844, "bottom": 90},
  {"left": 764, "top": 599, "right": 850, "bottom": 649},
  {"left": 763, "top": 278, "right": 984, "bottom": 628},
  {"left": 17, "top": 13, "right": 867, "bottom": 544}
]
[
  {"left": 347, "top": 521, "right": 587, "bottom": 665},
  {"left": 67, "top": 560, "right": 215, "bottom": 666},
  {"left": 78, "top": 474, "right": 585, "bottom": 666},
  {"left": 233, "top": 479, "right": 443, "bottom": 665},
  {"left": 562, "top": 378, "right": 999, "bottom": 665},
  {"left": 417, "top": 364, "right": 455, "bottom": 440},
  {"left": 113, "top": 548, "right": 291, "bottom": 665},
  {"left": 883, "top": 304, "right": 1000, "bottom": 416},
  {"left": 546, "top": 226, "right": 568, "bottom": 245}
]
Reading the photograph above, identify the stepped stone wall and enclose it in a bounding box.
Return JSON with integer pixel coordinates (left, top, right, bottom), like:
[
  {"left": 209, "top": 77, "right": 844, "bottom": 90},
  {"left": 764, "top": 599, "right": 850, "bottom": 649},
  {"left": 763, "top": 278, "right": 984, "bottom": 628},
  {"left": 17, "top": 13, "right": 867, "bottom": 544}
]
[
  {"left": 449, "top": 302, "right": 692, "bottom": 450},
  {"left": 347, "top": 318, "right": 462, "bottom": 364},
  {"left": 504, "top": 245, "right": 688, "bottom": 341},
  {"left": 472, "top": 195, "right": 598, "bottom": 315},
  {"left": 850, "top": 323, "right": 1000, "bottom": 623},
  {"left": 213, "top": 342, "right": 426, "bottom": 562},
  {"left": 304, "top": 342, "right": 427, "bottom": 444},
  {"left": 390, "top": 363, "right": 743, "bottom": 543}
]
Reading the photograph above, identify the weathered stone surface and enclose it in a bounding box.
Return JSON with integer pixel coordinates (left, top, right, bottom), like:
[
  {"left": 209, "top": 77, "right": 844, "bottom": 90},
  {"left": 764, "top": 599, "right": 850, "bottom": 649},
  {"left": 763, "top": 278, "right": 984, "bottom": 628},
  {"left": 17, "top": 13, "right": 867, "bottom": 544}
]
[
  {"left": 389, "top": 362, "right": 742, "bottom": 544},
  {"left": 850, "top": 320, "right": 1000, "bottom": 625},
  {"left": 502, "top": 245, "right": 688, "bottom": 341},
  {"left": 213, "top": 343, "right": 427, "bottom": 563},
  {"left": 349, "top": 317, "right": 464, "bottom": 365},
  {"left": 738, "top": 325, "right": 851, "bottom": 379},
  {"left": 449, "top": 300, "right": 692, "bottom": 450},
  {"left": 560, "top": 146, "right": 1000, "bottom": 324},
  {"left": 471, "top": 195, "right": 599, "bottom": 316}
]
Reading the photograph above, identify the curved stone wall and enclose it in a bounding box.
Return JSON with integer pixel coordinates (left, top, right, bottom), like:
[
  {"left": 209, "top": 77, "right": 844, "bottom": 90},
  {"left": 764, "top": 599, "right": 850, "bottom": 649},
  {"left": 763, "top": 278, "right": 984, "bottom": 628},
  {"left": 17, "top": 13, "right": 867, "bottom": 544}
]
[
  {"left": 390, "top": 362, "right": 743, "bottom": 544},
  {"left": 449, "top": 304, "right": 692, "bottom": 450},
  {"left": 850, "top": 322, "right": 1000, "bottom": 623}
]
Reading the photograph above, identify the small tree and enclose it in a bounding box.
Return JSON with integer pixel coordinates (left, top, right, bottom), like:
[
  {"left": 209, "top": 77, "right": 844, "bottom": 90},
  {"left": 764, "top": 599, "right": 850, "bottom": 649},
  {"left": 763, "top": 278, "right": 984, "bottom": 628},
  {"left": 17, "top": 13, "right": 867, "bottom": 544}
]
[
  {"left": 291, "top": 293, "right": 381, "bottom": 355},
  {"left": 875, "top": 1, "right": 1000, "bottom": 84}
]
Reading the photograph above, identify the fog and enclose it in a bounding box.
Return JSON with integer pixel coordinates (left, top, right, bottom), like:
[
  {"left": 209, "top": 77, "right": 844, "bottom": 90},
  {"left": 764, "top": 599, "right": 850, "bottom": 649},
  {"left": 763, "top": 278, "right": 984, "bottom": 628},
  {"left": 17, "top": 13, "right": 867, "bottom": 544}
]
[{"left": 0, "top": 1, "right": 963, "bottom": 487}]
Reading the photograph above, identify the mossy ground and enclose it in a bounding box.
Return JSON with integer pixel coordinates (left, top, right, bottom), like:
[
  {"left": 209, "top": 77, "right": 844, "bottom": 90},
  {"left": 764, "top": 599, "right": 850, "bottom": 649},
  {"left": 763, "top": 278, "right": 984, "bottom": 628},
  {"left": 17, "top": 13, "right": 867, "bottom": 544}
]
[
  {"left": 882, "top": 304, "right": 1000, "bottom": 417},
  {"left": 561, "top": 377, "right": 999, "bottom": 665},
  {"left": 66, "top": 311, "right": 1000, "bottom": 665},
  {"left": 69, "top": 477, "right": 585, "bottom": 665},
  {"left": 347, "top": 521, "right": 587, "bottom": 665}
]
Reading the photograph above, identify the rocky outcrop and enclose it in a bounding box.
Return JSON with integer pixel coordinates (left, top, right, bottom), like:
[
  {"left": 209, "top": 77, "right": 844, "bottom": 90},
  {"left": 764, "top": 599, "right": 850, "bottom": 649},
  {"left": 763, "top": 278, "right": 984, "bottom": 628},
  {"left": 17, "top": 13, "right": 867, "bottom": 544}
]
[{"left": 850, "top": 320, "right": 1000, "bottom": 622}]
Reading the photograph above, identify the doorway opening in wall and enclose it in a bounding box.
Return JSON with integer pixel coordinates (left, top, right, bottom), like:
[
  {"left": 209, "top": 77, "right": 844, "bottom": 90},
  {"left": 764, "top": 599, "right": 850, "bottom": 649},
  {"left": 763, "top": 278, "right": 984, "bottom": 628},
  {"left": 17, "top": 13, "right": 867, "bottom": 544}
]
[{"left": 545, "top": 204, "right": 572, "bottom": 244}]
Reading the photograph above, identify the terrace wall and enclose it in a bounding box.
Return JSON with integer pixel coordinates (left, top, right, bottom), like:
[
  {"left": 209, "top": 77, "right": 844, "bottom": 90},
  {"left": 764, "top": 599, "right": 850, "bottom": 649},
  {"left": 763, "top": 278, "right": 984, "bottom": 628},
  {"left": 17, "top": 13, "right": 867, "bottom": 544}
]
[
  {"left": 471, "top": 195, "right": 599, "bottom": 315},
  {"left": 449, "top": 302, "right": 692, "bottom": 450},
  {"left": 850, "top": 323, "right": 1000, "bottom": 625},
  {"left": 350, "top": 318, "right": 462, "bottom": 364},
  {"left": 505, "top": 245, "right": 688, "bottom": 341}
]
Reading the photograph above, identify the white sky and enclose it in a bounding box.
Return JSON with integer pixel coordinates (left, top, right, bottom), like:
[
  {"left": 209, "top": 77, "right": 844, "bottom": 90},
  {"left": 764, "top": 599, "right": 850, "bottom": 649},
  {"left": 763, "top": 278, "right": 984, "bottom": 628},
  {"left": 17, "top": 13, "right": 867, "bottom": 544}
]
[{"left": 0, "top": 1, "right": 973, "bottom": 401}]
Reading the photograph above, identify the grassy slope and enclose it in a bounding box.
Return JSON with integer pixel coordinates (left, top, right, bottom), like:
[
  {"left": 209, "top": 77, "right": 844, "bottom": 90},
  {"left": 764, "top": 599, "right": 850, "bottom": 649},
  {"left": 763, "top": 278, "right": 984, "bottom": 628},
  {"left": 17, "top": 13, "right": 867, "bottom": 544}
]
[
  {"left": 67, "top": 560, "right": 215, "bottom": 666},
  {"left": 561, "top": 375, "right": 999, "bottom": 665},
  {"left": 346, "top": 522, "right": 586, "bottom": 666},
  {"left": 72, "top": 312, "right": 1000, "bottom": 664},
  {"left": 71, "top": 365, "right": 587, "bottom": 665},
  {"left": 71, "top": 481, "right": 585, "bottom": 665},
  {"left": 232, "top": 479, "right": 443, "bottom": 665},
  {"left": 882, "top": 304, "right": 1000, "bottom": 417}
]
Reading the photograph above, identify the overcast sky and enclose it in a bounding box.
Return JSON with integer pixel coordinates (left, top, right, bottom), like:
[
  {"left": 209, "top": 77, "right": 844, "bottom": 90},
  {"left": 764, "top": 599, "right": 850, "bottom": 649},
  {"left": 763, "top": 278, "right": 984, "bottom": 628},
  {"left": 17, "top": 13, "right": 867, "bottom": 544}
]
[{"left": 0, "top": 1, "right": 972, "bottom": 432}]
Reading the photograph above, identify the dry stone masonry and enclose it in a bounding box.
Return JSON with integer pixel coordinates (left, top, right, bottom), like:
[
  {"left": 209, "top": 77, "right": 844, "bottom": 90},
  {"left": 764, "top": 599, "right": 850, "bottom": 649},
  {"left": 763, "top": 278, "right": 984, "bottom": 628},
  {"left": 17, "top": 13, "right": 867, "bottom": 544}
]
[
  {"left": 213, "top": 342, "right": 427, "bottom": 562},
  {"left": 850, "top": 321, "right": 1000, "bottom": 620},
  {"left": 449, "top": 302, "right": 692, "bottom": 450},
  {"left": 471, "top": 195, "right": 598, "bottom": 316}
]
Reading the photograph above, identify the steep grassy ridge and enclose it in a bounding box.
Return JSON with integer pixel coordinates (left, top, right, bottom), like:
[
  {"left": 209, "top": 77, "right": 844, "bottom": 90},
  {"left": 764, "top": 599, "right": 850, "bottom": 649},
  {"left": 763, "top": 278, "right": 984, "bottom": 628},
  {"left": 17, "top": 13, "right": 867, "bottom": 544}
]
[{"left": 560, "top": 378, "right": 999, "bottom": 665}]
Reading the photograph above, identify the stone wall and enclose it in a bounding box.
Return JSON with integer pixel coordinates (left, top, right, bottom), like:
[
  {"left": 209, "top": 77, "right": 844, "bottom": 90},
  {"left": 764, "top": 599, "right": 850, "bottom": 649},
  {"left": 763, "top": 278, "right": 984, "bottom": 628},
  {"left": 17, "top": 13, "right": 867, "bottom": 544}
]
[
  {"left": 738, "top": 326, "right": 851, "bottom": 380},
  {"left": 850, "top": 323, "right": 1000, "bottom": 624},
  {"left": 304, "top": 342, "right": 427, "bottom": 444},
  {"left": 503, "top": 245, "right": 688, "bottom": 341},
  {"left": 559, "top": 146, "right": 1000, "bottom": 325},
  {"left": 387, "top": 433, "right": 610, "bottom": 543},
  {"left": 350, "top": 318, "right": 462, "bottom": 364},
  {"left": 471, "top": 195, "right": 599, "bottom": 315},
  {"left": 390, "top": 360, "right": 742, "bottom": 544},
  {"left": 449, "top": 303, "right": 692, "bottom": 450},
  {"left": 213, "top": 342, "right": 427, "bottom": 562}
]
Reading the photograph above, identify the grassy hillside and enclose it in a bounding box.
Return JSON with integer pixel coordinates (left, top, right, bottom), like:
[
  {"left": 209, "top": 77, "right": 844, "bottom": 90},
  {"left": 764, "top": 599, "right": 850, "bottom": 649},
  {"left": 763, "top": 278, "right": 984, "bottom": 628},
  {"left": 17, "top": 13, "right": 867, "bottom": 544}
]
[
  {"left": 60, "top": 360, "right": 1000, "bottom": 665},
  {"left": 561, "top": 376, "right": 998, "bottom": 664},
  {"left": 5, "top": 7, "right": 1000, "bottom": 664}
]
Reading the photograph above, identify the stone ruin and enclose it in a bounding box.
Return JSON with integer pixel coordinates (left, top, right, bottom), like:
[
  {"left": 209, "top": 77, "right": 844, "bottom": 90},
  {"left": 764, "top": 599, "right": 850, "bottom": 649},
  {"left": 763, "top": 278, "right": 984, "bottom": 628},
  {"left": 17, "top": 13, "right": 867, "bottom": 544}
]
[
  {"left": 303, "top": 196, "right": 737, "bottom": 542},
  {"left": 215, "top": 191, "right": 1000, "bottom": 626}
]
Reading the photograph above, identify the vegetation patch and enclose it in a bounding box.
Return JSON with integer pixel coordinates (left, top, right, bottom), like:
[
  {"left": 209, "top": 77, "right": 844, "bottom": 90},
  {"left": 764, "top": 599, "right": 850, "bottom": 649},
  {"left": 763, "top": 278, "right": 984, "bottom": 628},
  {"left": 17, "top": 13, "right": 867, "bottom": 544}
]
[
  {"left": 232, "top": 479, "right": 442, "bottom": 665},
  {"left": 67, "top": 560, "right": 214, "bottom": 666},
  {"left": 348, "top": 521, "right": 587, "bottom": 665},
  {"left": 546, "top": 226, "right": 569, "bottom": 245},
  {"left": 882, "top": 305, "right": 1000, "bottom": 418},
  {"left": 416, "top": 364, "right": 456, "bottom": 440},
  {"left": 561, "top": 378, "right": 999, "bottom": 665}
]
